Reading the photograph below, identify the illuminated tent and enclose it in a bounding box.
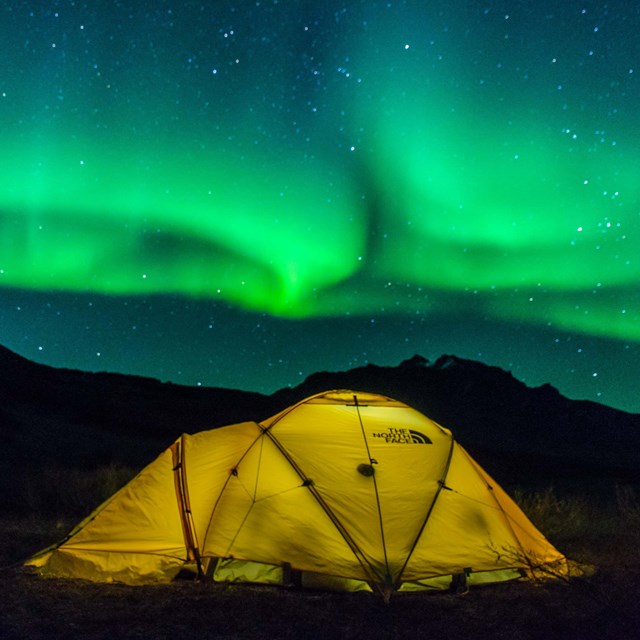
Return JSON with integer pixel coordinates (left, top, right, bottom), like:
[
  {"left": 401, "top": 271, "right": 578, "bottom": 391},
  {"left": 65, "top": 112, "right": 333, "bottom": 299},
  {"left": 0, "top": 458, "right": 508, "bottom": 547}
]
[{"left": 27, "top": 390, "right": 570, "bottom": 598}]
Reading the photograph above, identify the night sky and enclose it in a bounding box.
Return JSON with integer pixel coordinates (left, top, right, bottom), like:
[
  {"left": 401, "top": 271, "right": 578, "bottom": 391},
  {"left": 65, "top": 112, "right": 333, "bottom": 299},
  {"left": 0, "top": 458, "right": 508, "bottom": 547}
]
[{"left": 1, "top": 1, "right": 639, "bottom": 413}]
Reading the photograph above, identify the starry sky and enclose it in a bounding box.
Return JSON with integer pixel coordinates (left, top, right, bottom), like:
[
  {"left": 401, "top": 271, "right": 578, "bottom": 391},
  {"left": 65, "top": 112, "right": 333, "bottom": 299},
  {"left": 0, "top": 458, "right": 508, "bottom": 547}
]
[{"left": 1, "top": 1, "right": 639, "bottom": 413}]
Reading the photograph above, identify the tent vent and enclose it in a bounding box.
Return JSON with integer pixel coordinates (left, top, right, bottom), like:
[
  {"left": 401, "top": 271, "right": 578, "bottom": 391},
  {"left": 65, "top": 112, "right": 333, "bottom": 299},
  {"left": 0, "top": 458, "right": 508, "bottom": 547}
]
[{"left": 357, "top": 463, "right": 375, "bottom": 477}]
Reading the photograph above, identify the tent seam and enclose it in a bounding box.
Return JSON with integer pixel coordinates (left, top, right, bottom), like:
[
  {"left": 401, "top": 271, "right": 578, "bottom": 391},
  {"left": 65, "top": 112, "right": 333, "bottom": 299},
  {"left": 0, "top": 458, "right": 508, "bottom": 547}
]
[{"left": 201, "top": 424, "right": 264, "bottom": 555}]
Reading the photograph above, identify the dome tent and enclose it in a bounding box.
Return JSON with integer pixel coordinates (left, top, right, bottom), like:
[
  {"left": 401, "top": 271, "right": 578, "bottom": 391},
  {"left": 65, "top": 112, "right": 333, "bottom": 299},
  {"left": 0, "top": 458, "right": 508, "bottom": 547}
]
[{"left": 27, "top": 390, "right": 570, "bottom": 599}]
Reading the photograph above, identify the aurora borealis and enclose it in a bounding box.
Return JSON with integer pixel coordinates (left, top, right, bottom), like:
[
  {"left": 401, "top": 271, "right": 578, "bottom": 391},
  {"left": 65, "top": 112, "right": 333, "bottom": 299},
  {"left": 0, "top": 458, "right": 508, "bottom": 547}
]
[{"left": 1, "top": 1, "right": 639, "bottom": 412}]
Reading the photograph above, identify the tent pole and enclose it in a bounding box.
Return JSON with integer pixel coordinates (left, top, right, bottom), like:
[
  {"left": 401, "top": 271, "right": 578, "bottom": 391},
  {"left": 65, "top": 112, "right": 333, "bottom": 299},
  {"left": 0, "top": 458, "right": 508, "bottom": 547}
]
[
  {"left": 172, "top": 436, "right": 204, "bottom": 579},
  {"left": 352, "top": 394, "right": 393, "bottom": 592}
]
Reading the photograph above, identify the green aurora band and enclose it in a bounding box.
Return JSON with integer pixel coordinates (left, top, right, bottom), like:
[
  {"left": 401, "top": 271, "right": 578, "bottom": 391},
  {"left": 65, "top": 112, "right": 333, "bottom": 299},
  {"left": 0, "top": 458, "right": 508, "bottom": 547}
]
[{"left": 1, "top": 2, "right": 639, "bottom": 341}]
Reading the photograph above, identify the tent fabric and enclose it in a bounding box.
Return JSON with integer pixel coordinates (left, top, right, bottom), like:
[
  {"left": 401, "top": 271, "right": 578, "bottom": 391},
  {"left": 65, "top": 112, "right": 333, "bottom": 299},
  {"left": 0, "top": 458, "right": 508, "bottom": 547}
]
[{"left": 27, "top": 390, "right": 570, "bottom": 596}]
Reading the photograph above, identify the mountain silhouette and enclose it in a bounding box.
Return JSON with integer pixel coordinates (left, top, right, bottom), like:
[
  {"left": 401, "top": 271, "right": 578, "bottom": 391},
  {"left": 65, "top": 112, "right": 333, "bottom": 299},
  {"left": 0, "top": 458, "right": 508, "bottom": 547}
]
[{"left": 1, "top": 343, "right": 638, "bottom": 509}]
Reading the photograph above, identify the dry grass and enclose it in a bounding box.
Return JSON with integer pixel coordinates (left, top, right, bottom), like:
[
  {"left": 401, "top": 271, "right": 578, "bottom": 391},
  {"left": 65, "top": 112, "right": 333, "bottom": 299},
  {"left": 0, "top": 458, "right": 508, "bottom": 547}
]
[
  {"left": 1, "top": 485, "right": 639, "bottom": 639},
  {"left": 514, "top": 485, "right": 640, "bottom": 569}
]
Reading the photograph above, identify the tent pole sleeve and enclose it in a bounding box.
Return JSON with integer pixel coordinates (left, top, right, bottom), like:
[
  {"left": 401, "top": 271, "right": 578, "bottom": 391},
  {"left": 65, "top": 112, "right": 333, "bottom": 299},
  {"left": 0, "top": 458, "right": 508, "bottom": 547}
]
[{"left": 172, "top": 435, "right": 204, "bottom": 578}]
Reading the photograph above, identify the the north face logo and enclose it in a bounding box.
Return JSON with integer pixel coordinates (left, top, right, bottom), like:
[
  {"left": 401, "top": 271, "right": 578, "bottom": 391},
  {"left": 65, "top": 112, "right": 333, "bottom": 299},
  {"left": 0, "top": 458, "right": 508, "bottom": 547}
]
[{"left": 371, "top": 428, "right": 432, "bottom": 444}]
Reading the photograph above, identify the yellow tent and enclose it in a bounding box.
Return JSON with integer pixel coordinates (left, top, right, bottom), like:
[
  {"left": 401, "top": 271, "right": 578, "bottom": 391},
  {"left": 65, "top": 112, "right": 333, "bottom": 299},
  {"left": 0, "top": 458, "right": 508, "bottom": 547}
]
[{"left": 27, "top": 390, "right": 570, "bottom": 598}]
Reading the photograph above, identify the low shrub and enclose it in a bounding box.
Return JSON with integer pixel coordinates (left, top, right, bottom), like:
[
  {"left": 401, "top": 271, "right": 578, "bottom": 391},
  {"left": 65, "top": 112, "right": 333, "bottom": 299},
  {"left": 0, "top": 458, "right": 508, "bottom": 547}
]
[{"left": 18, "top": 464, "right": 136, "bottom": 516}]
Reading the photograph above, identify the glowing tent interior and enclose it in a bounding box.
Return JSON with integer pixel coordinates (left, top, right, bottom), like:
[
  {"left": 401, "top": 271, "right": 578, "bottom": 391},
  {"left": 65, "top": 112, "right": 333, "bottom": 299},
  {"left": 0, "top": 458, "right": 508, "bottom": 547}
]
[{"left": 27, "top": 390, "right": 570, "bottom": 598}]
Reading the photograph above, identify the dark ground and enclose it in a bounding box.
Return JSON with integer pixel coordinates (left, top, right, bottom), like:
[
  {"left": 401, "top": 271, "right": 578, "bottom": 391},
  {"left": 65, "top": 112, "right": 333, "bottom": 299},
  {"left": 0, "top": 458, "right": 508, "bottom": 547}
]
[{"left": 1, "top": 508, "right": 639, "bottom": 640}]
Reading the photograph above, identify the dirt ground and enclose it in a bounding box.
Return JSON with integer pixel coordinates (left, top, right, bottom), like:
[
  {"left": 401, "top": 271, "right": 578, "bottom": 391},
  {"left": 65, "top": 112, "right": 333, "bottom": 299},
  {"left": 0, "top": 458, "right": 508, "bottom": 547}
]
[{"left": 1, "top": 516, "right": 639, "bottom": 640}]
